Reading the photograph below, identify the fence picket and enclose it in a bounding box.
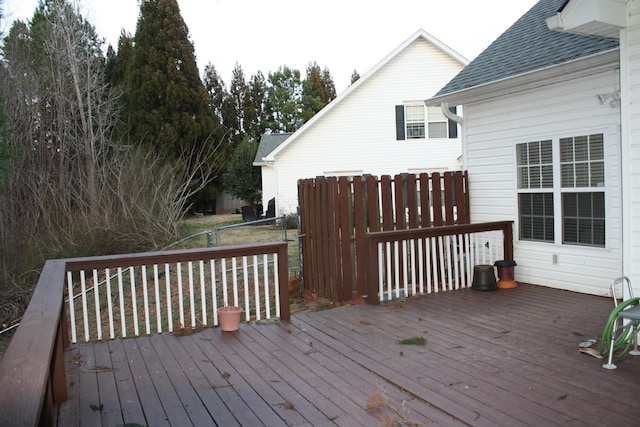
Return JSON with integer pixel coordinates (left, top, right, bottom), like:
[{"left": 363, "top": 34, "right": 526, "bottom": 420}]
[
  {"left": 67, "top": 271, "right": 77, "bottom": 344},
  {"left": 93, "top": 269, "right": 102, "bottom": 340},
  {"left": 142, "top": 265, "right": 150, "bottom": 335},
  {"left": 130, "top": 267, "right": 139, "bottom": 336},
  {"left": 80, "top": 270, "right": 89, "bottom": 342},
  {"left": 188, "top": 261, "right": 196, "bottom": 328}
]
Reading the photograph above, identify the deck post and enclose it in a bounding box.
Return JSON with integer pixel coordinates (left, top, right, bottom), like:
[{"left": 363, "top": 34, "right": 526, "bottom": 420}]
[
  {"left": 278, "top": 244, "right": 291, "bottom": 320},
  {"left": 365, "top": 235, "right": 380, "bottom": 304},
  {"left": 502, "top": 222, "right": 514, "bottom": 260},
  {"left": 52, "top": 317, "right": 68, "bottom": 403}
]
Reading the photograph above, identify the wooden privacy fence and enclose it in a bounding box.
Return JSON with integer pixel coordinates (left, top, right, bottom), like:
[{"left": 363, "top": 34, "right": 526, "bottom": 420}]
[{"left": 298, "top": 171, "right": 470, "bottom": 302}]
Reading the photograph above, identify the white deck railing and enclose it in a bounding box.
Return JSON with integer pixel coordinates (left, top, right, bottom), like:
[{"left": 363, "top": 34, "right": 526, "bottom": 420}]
[
  {"left": 365, "top": 221, "right": 514, "bottom": 304},
  {"left": 64, "top": 242, "right": 290, "bottom": 343}
]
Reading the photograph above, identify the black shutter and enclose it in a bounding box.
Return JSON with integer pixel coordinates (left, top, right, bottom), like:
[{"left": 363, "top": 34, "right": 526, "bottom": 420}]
[
  {"left": 395, "top": 105, "right": 405, "bottom": 140},
  {"left": 448, "top": 106, "right": 458, "bottom": 139}
]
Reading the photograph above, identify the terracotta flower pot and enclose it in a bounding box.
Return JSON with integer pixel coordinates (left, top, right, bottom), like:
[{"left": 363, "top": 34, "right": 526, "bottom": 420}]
[{"left": 217, "top": 306, "right": 242, "bottom": 332}]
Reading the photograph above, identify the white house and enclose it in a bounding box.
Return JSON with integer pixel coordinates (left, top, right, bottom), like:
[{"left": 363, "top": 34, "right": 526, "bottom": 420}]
[
  {"left": 254, "top": 29, "right": 468, "bottom": 215},
  {"left": 427, "top": 0, "right": 635, "bottom": 295}
]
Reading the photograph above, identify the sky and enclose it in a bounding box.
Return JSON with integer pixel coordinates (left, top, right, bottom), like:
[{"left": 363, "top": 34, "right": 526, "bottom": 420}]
[{"left": 3, "top": 0, "right": 539, "bottom": 93}]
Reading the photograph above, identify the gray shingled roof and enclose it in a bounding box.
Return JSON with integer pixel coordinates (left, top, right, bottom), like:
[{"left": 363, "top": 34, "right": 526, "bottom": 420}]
[
  {"left": 254, "top": 133, "right": 292, "bottom": 164},
  {"left": 434, "top": 0, "right": 619, "bottom": 97}
]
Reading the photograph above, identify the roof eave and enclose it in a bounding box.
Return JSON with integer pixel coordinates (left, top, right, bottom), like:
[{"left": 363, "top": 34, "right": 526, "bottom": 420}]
[
  {"left": 546, "top": 0, "right": 626, "bottom": 39},
  {"left": 266, "top": 29, "right": 468, "bottom": 161},
  {"left": 426, "top": 48, "right": 619, "bottom": 106}
]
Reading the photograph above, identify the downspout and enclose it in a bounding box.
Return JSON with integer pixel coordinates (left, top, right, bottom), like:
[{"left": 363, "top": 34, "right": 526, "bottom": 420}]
[
  {"left": 619, "top": 27, "right": 632, "bottom": 291},
  {"left": 440, "top": 102, "right": 463, "bottom": 124},
  {"left": 440, "top": 102, "right": 466, "bottom": 169}
]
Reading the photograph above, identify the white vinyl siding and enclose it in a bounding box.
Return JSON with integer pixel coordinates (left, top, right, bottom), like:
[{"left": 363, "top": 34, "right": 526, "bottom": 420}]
[
  {"left": 463, "top": 70, "right": 621, "bottom": 294},
  {"left": 264, "top": 36, "right": 464, "bottom": 214}
]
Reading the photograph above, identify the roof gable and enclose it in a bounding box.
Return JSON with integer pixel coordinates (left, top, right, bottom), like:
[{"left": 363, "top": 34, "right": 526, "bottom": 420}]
[
  {"left": 434, "top": 0, "right": 618, "bottom": 98},
  {"left": 262, "top": 29, "right": 468, "bottom": 161},
  {"left": 253, "top": 133, "right": 292, "bottom": 165}
]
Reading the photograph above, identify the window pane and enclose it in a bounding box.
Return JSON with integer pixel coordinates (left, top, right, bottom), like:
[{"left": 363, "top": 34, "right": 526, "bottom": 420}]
[
  {"left": 564, "top": 193, "right": 576, "bottom": 216},
  {"left": 575, "top": 163, "right": 589, "bottom": 186},
  {"left": 593, "top": 192, "right": 605, "bottom": 217},
  {"left": 590, "top": 134, "right": 604, "bottom": 159},
  {"left": 529, "top": 167, "right": 541, "bottom": 188},
  {"left": 561, "top": 164, "right": 574, "bottom": 187},
  {"left": 574, "top": 135, "right": 588, "bottom": 161},
  {"left": 428, "top": 122, "right": 447, "bottom": 138},
  {"left": 562, "top": 192, "right": 605, "bottom": 247},
  {"left": 540, "top": 141, "right": 553, "bottom": 164},
  {"left": 427, "top": 106, "right": 446, "bottom": 122},
  {"left": 593, "top": 219, "right": 605, "bottom": 246},
  {"left": 518, "top": 167, "right": 529, "bottom": 188},
  {"left": 407, "top": 123, "right": 425, "bottom": 139},
  {"left": 519, "top": 193, "right": 554, "bottom": 242},
  {"left": 560, "top": 133, "right": 604, "bottom": 189},
  {"left": 516, "top": 144, "right": 528, "bottom": 166},
  {"left": 563, "top": 217, "right": 578, "bottom": 243},
  {"left": 544, "top": 193, "right": 554, "bottom": 215},
  {"left": 560, "top": 137, "right": 573, "bottom": 162},
  {"left": 591, "top": 161, "right": 604, "bottom": 187},
  {"left": 406, "top": 105, "right": 424, "bottom": 121},
  {"left": 528, "top": 144, "right": 540, "bottom": 164},
  {"left": 542, "top": 165, "right": 554, "bottom": 188}
]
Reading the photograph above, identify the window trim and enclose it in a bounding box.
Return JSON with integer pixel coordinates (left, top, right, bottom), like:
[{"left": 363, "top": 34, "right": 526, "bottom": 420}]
[
  {"left": 395, "top": 104, "right": 458, "bottom": 140},
  {"left": 515, "top": 132, "right": 606, "bottom": 248}
]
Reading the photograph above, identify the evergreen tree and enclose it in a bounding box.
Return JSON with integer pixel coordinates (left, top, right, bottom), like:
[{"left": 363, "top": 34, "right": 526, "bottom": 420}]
[
  {"left": 245, "top": 71, "right": 268, "bottom": 142},
  {"left": 228, "top": 62, "right": 247, "bottom": 146},
  {"left": 203, "top": 62, "right": 226, "bottom": 125},
  {"left": 301, "top": 61, "right": 336, "bottom": 122},
  {"left": 105, "top": 30, "right": 133, "bottom": 88},
  {"left": 120, "top": 0, "right": 217, "bottom": 158},
  {"left": 222, "top": 136, "right": 261, "bottom": 208},
  {"left": 266, "top": 65, "right": 302, "bottom": 133}
]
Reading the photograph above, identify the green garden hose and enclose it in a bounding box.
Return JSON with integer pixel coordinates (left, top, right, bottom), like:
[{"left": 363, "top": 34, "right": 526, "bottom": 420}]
[{"left": 600, "top": 297, "right": 640, "bottom": 358}]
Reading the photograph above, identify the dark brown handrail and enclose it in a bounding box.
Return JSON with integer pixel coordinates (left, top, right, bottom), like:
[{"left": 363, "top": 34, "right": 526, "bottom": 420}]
[
  {"left": 0, "top": 242, "right": 290, "bottom": 426},
  {"left": 0, "top": 259, "right": 67, "bottom": 426},
  {"left": 365, "top": 221, "right": 514, "bottom": 304}
]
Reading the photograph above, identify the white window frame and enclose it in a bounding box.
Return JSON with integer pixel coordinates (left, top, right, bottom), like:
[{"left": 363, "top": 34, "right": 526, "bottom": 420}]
[
  {"left": 405, "top": 104, "right": 425, "bottom": 139},
  {"left": 516, "top": 132, "right": 606, "bottom": 248},
  {"left": 403, "top": 104, "right": 450, "bottom": 140}
]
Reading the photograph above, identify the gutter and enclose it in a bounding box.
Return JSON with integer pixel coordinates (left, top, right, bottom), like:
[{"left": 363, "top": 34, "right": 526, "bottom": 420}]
[
  {"left": 440, "top": 102, "right": 463, "bottom": 125},
  {"left": 426, "top": 48, "right": 620, "bottom": 106}
]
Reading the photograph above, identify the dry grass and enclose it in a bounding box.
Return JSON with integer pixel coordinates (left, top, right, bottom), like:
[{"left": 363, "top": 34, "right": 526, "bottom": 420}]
[
  {"left": 178, "top": 214, "right": 301, "bottom": 277},
  {"left": 366, "top": 386, "right": 423, "bottom": 427}
]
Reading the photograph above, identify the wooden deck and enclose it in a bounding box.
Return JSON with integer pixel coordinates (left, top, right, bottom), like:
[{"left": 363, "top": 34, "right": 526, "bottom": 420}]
[{"left": 58, "top": 284, "right": 640, "bottom": 426}]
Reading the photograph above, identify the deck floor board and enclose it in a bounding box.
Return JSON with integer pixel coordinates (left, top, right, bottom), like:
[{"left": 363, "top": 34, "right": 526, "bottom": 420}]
[{"left": 58, "top": 284, "right": 640, "bottom": 426}]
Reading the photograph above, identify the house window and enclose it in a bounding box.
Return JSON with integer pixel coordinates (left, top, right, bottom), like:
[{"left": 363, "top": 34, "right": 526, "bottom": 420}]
[
  {"left": 405, "top": 105, "right": 425, "bottom": 139},
  {"left": 560, "top": 134, "right": 605, "bottom": 246},
  {"left": 517, "top": 140, "right": 554, "bottom": 242},
  {"left": 516, "top": 134, "right": 605, "bottom": 247},
  {"left": 395, "top": 104, "right": 458, "bottom": 140}
]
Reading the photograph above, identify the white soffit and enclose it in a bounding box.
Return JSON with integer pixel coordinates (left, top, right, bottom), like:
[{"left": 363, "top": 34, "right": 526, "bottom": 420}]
[{"left": 546, "top": 0, "right": 627, "bottom": 39}]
